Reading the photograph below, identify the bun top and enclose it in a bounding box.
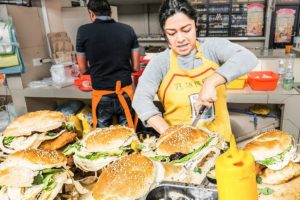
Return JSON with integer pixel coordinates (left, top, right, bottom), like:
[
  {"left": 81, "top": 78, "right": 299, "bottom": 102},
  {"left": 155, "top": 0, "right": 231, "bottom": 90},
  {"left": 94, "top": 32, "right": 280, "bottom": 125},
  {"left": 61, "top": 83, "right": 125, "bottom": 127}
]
[
  {"left": 92, "top": 154, "right": 156, "bottom": 200},
  {"left": 2, "top": 149, "right": 67, "bottom": 170},
  {"left": 156, "top": 125, "right": 209, "bottom": 156},
  {"left": 3, "top": 110, "right": 66, "bottom": 137},
  {"left": 244, "top": 130, "right": 292, "bottom": 161},
  {"left": 83, "top": 125, "right": 135, "bottom": 152}
]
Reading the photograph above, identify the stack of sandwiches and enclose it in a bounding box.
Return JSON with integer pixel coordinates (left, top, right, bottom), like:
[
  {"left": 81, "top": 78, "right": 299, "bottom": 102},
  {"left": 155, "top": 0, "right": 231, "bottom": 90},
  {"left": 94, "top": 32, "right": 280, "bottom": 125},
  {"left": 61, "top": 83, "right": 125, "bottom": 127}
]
[
  {"left": 0, "top": 110, "right": 77, "bottom": 154},
  {"left": 0, "top": 149, "right": 83, "bottom": 200},
  {"left": 1, "top": 109, "right": 299, "bottom": 200},
  {"left": 244, "top": 130, "right": 300, "bottom": 200}
]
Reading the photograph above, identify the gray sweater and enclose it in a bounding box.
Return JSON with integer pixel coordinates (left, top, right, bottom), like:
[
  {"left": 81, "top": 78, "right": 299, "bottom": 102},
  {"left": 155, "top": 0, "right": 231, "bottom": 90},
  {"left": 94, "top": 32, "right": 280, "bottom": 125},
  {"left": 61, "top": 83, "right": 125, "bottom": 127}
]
[{"left": 132, "top": 38, "right": 258, "bottom": 124}]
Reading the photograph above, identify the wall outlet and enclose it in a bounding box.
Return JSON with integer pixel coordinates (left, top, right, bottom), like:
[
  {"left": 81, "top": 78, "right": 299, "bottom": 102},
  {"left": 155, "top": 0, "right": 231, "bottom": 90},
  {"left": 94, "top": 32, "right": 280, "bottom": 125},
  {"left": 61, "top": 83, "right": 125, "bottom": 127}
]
[{"left": 32, "top": 58, "right": 42, "bottom": 66}]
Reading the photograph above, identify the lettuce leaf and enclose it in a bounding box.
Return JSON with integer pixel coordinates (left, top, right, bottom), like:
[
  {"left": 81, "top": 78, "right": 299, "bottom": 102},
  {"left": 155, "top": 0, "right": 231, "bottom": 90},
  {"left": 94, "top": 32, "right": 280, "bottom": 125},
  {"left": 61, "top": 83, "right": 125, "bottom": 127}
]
[
  {"left": 32, "top": 168, "right": 63, "bottom": 191},
  {"left": 42, "top": 168, "right": 64, "bottom": 174},
  {"left": 193, "top": 167, "right": 202, "bottom": 174},
  {"left": 77, "top": 149, "right": 123, "bottom": 160},
  {"left": 258, "top": 146, "right": 291, "bottom": 167},
  {"left": 33, "top": 174, "right": 44, "bottom": 185},
  {"left": 46, "top": 132, "right": 58, "bottom": 137},
  {"left": 256, "top": 176, "right": 262, "bottom": 184},
  {"left": 150, "top": 155, "right": 170, "bottom": 162},
  {"left": 258, "top": 187, "right": 274, "bottom": 195},
  {"left": 63, "top": 141, "right": 82, "bottom": 155},
  {"left": 62, "top": 122, "right": 76, "bottom": 132},
  {"left": 149, "top": 137, "right": 214, "bottom": 163},
  {"left": 171, "top": 137, "right": 214, "bottom": 163},
  {"left": 3, "top": 136, "right": 15, "bottom": 146}
]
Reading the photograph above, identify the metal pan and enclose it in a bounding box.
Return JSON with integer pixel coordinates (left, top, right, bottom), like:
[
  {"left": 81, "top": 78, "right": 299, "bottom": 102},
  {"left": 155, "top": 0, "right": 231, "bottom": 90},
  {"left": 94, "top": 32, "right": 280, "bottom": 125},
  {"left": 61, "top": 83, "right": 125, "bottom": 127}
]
[{"left": 145, "top": 181, "right": 218, "bottom": 200}]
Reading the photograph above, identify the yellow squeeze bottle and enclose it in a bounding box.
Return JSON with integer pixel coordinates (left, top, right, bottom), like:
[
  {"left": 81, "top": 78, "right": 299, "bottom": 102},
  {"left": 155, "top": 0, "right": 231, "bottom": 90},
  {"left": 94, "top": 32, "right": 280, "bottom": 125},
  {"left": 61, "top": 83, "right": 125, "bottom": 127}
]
[{"left": 215, "top": 135, "right": 258, "bottom": 200}]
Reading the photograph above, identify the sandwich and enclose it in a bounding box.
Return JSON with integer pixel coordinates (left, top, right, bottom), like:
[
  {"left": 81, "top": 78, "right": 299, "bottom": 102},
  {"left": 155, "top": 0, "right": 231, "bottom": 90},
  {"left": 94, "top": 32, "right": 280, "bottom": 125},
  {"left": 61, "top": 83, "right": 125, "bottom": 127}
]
[
  {"left": 258, "top": 175, "right": 300, "bottom": 200},
  {"left": 86, "top": 154, "right": 164, "bottom": 200},
  {"left": 0, "top": 110, "right": 77, "bottom": 154},
  {"left": 256, "top": 162, "right": 300, "bottom": 200},
  {"left": 0, "top": 149, "right": 82, "bottom": 200},
  {"left": 63, "top": 125, "right": 138, "bottom": 172},
  {"left": 141, "top": 124, "right": 224, "bottom": 184},
  {"left": 244, "top": 130, "right": 300, "bottom": 199},
  {"left": 244, "top": 129, "right": 297, "bottom": 170}
]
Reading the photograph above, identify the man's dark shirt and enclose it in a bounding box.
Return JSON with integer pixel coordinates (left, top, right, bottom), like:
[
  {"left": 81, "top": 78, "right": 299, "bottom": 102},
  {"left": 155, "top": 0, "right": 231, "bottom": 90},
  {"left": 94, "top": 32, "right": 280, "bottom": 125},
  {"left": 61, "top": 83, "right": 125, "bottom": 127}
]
[{"left": 76, "top": 18, "right": 139, "bottom": 90}]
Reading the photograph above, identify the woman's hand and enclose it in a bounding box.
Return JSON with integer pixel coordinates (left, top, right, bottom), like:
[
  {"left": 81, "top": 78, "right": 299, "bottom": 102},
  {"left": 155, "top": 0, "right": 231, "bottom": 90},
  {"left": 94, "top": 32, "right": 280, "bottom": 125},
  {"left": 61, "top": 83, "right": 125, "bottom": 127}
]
[
  {"left": 147, "top": 115, "right": 170, "bottom": 135},
  {"left": 197, "top": 81, "right": 217, "bottom": 107},
  {"left": 195, "top": 73, "right": 227, "bottom": 113}
]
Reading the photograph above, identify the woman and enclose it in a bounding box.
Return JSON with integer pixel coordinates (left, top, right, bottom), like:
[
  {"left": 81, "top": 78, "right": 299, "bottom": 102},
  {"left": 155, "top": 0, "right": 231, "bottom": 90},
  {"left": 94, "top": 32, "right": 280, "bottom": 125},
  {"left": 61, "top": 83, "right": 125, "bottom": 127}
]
[{"left": 132, "top": 0, "right": 257, "bottom": 141}]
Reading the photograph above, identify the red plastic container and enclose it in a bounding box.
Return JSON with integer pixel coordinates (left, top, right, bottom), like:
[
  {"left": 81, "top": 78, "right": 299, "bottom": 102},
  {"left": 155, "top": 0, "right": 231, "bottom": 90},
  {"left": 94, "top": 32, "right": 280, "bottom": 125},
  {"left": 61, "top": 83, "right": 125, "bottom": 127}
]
[
  {"left": 132, "top": 67, "right": 145, "bottom": 86},
  {"left": 247, "top": 71, "right": 279, "bottom": 91},
  {"left": 74, "top": 75, "right": 92, "bottom": 91}
]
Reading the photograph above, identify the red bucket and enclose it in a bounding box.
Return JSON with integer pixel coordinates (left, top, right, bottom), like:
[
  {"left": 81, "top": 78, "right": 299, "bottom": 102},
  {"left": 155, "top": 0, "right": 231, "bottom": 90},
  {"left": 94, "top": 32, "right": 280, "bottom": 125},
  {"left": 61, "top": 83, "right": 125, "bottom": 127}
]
[{"left": 247, "top": 71, "right": 279, "bottom": 91}]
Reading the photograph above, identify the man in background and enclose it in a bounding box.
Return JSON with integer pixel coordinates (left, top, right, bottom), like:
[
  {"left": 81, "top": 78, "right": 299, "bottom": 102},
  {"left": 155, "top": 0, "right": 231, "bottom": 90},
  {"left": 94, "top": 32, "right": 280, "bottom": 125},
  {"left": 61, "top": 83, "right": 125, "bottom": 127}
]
[{"left": 76, "top": 0, "right": 140, "bottom": 128}]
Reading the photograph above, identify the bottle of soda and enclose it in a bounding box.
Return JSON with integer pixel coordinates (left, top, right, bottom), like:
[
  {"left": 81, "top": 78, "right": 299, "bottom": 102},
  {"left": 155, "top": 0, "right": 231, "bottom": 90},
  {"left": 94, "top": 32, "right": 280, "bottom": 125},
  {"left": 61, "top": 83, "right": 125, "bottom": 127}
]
[{"left": 283, "top": 63, "right": 294, "bottom": 90}]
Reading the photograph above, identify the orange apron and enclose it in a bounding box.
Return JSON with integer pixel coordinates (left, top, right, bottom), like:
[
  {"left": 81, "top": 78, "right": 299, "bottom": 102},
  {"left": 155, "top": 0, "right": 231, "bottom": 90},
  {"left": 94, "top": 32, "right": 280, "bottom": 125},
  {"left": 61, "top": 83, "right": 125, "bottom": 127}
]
[
  {"left": 91, "top": 81, "right": 138, "bottom": 129},
  {"left": 157, "top": 42, "right": 232, "bottom": 141}
]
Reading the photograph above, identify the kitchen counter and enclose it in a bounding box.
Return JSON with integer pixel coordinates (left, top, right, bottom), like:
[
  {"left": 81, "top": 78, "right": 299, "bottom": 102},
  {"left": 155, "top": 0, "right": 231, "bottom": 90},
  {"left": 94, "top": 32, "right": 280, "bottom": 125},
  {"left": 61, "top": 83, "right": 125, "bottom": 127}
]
[
  {"left": 22, "top": 84, "right": 299, "bottom": 102},
  {"left": 251, "top": 49, "right": 292, "bottom": 58}
]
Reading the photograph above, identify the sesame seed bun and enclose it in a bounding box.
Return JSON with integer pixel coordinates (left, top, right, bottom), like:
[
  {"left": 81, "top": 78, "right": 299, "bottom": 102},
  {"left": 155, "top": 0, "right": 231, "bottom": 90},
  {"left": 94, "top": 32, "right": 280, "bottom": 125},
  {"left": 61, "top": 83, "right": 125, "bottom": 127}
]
[
  {"left": 244, "top": 130, "right": 292, "bottom": 161},
  {"left": 3, "top": 110, "right": 66, "bottom": 137},
  {"left": 92, "top": 154, "right": 156, "bottom": 200},
  {"left": 83, "top": 125, "right": 136, "bottom": 152},
  {"left": 156, "top": 125, "right": 209, "bottom": 156},
  {"left": 2, "top": 149, "right": 67, "bottom": 170}
]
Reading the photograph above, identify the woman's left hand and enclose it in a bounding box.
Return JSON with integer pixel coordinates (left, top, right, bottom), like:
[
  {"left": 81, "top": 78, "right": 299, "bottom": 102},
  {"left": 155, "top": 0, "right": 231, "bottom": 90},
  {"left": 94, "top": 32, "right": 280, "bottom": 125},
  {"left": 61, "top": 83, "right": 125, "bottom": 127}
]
[
  {"left": 195, "top": 81, "right": 217, "bottom": 111},
  {"left": 194, "top": 73, "right": 226, "bottom": 114}
]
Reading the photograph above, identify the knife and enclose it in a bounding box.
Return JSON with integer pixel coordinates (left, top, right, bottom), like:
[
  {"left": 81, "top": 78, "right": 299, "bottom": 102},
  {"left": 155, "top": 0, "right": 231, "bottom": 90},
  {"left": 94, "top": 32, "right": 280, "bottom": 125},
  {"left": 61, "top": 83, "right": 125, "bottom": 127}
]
[{"left": 192, "top": 105, "right": 207, "bottom": 127}]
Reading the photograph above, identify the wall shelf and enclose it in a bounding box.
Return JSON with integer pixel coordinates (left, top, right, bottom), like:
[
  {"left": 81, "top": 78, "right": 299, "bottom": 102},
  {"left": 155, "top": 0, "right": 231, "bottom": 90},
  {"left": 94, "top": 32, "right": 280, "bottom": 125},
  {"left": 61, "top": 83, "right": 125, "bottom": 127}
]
[
  {"left": 23, "top": 85, "right": 91, "bottom": 99},
  {"left": 138, "top": 36, "right": 266, "bottom": 42}
]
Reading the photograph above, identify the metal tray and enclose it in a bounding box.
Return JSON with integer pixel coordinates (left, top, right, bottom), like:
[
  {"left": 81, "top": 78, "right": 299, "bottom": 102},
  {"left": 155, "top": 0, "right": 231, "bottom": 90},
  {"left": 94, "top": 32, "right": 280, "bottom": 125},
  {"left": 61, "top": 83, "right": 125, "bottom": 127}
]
[{"left": 145, "top": 182, "right": 218, "bottom": 200}]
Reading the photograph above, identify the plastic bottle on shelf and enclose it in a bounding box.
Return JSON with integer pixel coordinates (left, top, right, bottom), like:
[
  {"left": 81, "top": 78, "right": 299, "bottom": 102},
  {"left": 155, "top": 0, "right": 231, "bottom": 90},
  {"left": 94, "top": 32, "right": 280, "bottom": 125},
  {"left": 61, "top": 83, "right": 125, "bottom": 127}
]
[
  {"left": 283, "top": 63, "right": 294, "bottom": 90},
  {"left": 277, "top": 59, "right": 285, "bottom": 85}
]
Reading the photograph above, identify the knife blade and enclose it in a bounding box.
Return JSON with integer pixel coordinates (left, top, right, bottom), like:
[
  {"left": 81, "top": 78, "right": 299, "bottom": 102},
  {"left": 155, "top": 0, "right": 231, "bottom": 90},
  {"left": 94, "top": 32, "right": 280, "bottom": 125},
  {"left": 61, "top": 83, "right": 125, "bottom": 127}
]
[{"left": 192, "top": 105, "right": 207, "bottom": 127}]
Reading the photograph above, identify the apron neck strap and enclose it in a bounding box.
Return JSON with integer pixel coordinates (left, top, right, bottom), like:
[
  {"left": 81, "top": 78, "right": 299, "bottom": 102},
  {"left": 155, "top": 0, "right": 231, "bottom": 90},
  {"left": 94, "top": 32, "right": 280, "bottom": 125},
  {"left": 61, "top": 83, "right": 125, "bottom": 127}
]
[
  {"left": 194, "top": 41, "right": 204, "bottom": 59},
  {"left": 170, "top": 41, "right": 204, "bottom": 67}
]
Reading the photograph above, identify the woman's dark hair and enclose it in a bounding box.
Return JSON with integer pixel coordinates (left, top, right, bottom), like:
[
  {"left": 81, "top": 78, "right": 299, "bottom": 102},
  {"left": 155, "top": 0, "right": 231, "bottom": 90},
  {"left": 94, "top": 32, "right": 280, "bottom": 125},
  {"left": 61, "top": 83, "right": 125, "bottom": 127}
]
[
  {"left": 159, "top": 0, "right": 197, "bottom": 30},
  {"left": 87, "top": 0, "right": 111, "bottom": 16}
]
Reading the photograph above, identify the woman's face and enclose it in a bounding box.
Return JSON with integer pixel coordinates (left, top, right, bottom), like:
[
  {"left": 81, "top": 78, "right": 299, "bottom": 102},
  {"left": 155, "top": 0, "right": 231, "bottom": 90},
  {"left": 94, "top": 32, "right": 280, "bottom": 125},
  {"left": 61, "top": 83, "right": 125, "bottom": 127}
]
[{"left": 164, "top": 12, "right": 197, "bottom": 56}]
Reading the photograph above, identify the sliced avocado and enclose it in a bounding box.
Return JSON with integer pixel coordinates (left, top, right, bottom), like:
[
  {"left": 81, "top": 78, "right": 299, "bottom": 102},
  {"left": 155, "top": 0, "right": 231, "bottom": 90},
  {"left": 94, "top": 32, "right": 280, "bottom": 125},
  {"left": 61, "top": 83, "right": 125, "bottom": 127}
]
[{"left": 206, "top": 169, "right": 216, "bottom": 184}]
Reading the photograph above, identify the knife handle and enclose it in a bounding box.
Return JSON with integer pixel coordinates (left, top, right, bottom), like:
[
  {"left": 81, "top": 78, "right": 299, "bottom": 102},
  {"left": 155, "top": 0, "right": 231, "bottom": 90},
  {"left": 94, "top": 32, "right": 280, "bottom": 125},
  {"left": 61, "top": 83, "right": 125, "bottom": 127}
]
[{"left": 198, "top": 105, "right": 207, "bottom": 115}]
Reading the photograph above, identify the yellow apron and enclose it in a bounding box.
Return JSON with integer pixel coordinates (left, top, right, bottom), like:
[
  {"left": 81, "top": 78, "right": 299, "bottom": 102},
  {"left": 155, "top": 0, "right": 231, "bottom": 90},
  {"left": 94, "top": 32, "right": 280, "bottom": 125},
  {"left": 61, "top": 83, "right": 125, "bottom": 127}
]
[{"left": 157, "top": 42, "right": 232, "bottom": 141}]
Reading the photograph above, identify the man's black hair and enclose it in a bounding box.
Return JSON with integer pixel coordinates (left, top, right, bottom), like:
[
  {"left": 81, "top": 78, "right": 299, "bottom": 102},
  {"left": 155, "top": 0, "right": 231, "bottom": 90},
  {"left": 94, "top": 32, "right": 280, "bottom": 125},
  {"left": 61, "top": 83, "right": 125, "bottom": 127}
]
[
  {"left": 87, "top": 0, "right": 111, "bottom": 16},
  {"left": 159, "top": 0, "right": 197, "bottom": 30}
]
